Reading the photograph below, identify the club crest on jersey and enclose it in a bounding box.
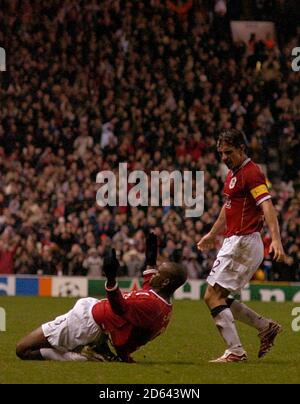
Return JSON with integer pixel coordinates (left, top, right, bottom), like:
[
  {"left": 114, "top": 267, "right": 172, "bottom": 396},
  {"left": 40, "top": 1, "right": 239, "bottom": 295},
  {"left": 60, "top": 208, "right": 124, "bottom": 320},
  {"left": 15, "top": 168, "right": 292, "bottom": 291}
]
[
  {"left": 229, "top": 177, "right": 237, "bottom": 189},
  {"left": 225, "top": 199, "right": 231, "bottom": 209}
]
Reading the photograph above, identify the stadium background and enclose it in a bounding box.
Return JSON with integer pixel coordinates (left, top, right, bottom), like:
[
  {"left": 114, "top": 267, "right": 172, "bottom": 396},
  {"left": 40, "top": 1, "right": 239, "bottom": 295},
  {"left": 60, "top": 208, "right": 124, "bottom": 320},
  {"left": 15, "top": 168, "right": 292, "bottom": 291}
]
[
  {"left": 0, "top": 0, "right": 299, "bottom": 286},
  {"left": 0, "top": 0, "right": 300, "bottom": 385}
]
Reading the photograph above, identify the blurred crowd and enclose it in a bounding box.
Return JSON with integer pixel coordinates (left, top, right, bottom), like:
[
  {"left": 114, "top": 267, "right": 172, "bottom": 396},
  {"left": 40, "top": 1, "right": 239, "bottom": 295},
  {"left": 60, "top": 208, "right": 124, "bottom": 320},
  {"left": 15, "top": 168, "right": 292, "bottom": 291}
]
[{"left": 0, "top": 0, "right": 299, "bottom": 281}]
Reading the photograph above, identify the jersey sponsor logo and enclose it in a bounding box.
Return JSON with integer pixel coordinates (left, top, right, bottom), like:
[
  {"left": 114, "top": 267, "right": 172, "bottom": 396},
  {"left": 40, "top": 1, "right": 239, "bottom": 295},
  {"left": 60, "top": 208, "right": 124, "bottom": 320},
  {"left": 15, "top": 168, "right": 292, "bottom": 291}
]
[
  {"left": 250, "top": 184, "right": 269, "bottom": 199},
  {"left": 229, "top": 177, "right": 237, "bottom": 189}
]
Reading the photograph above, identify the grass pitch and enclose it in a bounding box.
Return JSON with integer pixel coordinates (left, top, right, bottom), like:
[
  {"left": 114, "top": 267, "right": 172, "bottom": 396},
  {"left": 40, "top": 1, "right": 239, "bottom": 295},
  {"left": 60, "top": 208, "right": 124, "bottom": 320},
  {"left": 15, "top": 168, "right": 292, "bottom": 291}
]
[{"left": 0, "top": 296, "right": 299, "bottom": 384}]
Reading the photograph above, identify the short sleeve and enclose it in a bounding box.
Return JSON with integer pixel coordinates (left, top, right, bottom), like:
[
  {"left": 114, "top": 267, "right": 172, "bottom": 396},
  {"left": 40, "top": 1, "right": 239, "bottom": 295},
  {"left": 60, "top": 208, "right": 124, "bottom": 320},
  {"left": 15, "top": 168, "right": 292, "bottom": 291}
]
[{"left": 246, "top": 165, "right": 271, "bottom": 206}]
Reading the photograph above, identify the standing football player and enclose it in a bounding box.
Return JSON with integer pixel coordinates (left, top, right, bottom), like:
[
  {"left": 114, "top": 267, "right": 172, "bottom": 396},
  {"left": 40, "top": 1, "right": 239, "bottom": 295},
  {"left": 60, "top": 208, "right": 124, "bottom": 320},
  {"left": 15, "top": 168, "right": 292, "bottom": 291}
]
[{"left": 197, "top": 129, "right": 285, "bottom": 363}]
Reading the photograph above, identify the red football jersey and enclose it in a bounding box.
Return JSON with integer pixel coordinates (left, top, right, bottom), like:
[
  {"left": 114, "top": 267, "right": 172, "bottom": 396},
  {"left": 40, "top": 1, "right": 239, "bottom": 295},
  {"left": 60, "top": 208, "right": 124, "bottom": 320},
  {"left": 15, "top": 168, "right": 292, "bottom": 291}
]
[
  {"left": 91, "top": 269, "right": 172, "bottom": 359},
  {"left": 223, "top": 158, "right": 271, "bottom": 237}
]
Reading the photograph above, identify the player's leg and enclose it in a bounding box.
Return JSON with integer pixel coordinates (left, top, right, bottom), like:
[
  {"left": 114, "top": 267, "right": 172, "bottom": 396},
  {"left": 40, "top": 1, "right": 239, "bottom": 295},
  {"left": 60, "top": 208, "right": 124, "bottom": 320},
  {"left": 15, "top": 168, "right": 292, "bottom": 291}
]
[
  {"left": 224, "top": 233, "right": 282, "bottom": 358},
  {"left": 204, "top": 237, "right": 248, "bottom": 362},
  {"left": 226, "top": 297, "right": 270, "bottom": 331},
  {"left": 17, "top": 299, "right": 92, "bottom": 361},
  {"left": 224, "top": 233, "right": 268, "bottom": 331},
  {"left": 16, "top": 325, "right": 90, "bottom": 361},
  {"left": 41, "top": 298, "right": 103, "bottom": 361},
  {"left": 204, "top": 283, "right": 247, "bottom": 362},
  {"left": 16, "top": 326, "right": 52, "bottom": 360},
  {"left": 227, "top": 298, "right": 282, "bottom": 358},
  {"left": 40, "top": 348, "right": 88, "bottom": 361}
]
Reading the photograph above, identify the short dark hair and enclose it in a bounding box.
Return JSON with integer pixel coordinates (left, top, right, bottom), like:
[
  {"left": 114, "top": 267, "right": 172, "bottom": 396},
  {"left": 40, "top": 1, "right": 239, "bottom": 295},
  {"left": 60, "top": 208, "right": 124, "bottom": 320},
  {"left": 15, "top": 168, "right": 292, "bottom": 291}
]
[{"left": 217, "top": 129, "right": 249, "bottom": 150}]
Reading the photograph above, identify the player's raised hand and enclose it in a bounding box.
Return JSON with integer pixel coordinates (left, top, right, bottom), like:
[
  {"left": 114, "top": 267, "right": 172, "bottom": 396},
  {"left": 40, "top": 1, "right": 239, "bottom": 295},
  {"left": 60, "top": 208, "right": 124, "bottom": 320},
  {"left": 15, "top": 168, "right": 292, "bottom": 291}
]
[
  {"left": 269, "top": 240, "right": 285, "bottom": 262},
  {"left": 197, "top": 233, "right": 216, "bottom": 251},
  {"left": 145, "top": 232, "right": 158, "bottom": 267},
  {"left": 103, "top": 248, "right": 120, "bottom": 281}
]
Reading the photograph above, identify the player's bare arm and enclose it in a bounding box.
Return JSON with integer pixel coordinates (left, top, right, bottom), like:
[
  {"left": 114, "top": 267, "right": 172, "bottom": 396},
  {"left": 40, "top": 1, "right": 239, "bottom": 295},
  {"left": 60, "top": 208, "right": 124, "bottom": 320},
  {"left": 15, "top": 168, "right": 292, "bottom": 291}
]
[
  {"left": 197, "top": 205, "right": 226, "bottom": 251},
  {"left": 260, "top": 199, "right": 285, "bottom": 262}
]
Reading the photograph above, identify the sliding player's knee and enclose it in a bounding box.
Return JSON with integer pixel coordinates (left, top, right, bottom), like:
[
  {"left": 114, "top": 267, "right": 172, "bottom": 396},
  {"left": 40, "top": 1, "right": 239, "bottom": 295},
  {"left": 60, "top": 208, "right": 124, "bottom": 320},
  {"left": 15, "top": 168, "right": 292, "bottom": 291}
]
[{"left": 16, "top": 342, "right": 27, "bottom": 360}]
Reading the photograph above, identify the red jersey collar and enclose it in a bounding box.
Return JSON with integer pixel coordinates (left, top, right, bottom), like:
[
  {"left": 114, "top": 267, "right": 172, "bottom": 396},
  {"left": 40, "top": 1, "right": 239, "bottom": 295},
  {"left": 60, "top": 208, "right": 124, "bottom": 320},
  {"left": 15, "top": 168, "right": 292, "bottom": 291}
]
[
  {"left": 231, "top": 157, "right": 251, "bottom": 175},
  {"left": 149, "top": 289, "right": 172, "bottom": 306}
]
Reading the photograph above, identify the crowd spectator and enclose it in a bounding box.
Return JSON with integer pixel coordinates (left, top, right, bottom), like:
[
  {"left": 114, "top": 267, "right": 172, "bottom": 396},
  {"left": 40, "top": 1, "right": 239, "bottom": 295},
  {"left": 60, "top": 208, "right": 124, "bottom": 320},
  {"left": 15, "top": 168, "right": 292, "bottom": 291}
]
[{"left": 0, "top": 0, "right": 299, "bottom": 280}]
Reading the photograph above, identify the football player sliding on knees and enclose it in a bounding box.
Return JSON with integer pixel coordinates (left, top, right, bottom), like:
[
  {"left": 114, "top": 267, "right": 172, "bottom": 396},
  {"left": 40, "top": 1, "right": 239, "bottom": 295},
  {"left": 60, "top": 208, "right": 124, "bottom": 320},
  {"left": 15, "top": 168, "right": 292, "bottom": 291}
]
[{"left": 16, "top": 233, "right": 187, "bottom": 363}]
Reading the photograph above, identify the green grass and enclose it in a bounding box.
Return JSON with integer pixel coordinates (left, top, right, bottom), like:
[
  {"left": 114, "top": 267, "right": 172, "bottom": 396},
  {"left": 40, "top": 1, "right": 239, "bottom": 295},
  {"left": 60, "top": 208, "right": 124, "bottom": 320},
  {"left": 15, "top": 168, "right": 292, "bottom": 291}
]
[{"left": 0, "top": 297, "right": 299, "bottom": 384}]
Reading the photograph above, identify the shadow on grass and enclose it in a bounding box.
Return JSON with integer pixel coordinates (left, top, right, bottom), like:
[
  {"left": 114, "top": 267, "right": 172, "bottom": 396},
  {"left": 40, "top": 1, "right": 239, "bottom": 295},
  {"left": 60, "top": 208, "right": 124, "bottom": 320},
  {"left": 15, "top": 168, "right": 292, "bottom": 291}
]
[
  {"left": 138, "top": 358, "right": 294, "bottom": 366},
  {"left": 138, "top": 360, "right": 205, "bottom": 366}
]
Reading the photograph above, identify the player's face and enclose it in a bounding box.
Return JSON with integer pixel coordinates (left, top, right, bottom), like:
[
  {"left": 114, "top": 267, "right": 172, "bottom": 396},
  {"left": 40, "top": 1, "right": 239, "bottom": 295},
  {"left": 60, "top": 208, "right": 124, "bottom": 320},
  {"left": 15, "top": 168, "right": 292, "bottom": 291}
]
[
  {"left": 149, "top": 263, "right": 169, "bottom": 289},
  {"left": 218, "top": 143, "right": 245, "bottom": 170},
  {"left": 149, "top": 271, "right": 161, "bottom": 289}
]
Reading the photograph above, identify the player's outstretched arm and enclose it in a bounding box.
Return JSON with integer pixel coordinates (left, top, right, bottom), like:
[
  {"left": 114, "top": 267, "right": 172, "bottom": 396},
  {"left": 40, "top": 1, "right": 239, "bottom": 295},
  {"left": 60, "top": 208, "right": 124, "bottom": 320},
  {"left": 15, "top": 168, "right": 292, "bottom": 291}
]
[
  {"left": 103, "top": 248, "right": 129, "bottom": 315},
  {"left": 103, "top": 248, "right": 120, "bottom": 288}
]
